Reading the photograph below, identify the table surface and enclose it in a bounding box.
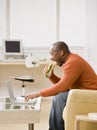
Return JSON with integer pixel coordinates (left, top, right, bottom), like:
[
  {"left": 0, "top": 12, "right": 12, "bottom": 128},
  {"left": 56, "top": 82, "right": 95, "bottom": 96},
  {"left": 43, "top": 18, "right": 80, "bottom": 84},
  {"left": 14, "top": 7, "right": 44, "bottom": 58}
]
[
  {"left": 0, "top": 97, "right": 41, "bottom": 110},
  {"left": 0, "top": 97, "right": 41, "bottom": 124}
]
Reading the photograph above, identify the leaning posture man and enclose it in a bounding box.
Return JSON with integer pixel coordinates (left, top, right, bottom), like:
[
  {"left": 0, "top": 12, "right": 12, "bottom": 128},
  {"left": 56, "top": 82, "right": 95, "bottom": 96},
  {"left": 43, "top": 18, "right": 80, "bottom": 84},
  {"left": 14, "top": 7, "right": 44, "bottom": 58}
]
[{"left": 25, "top": 41, "right": 97, "bottom": 130}]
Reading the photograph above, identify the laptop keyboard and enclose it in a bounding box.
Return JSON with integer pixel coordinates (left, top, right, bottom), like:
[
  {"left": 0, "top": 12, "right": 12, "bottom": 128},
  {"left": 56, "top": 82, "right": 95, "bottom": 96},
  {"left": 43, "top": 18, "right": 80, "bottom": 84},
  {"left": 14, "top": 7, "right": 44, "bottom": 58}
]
[{"left": 13, "top": 97, "right": 37, "bottom": 105}]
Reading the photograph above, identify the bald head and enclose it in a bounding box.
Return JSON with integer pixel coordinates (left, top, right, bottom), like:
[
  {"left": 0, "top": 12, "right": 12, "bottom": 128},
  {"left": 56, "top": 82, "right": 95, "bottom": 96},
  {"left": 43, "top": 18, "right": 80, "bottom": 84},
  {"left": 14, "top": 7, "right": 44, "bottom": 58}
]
[{"left": 50, "top": 41, "right": 70, "bottom": 54}]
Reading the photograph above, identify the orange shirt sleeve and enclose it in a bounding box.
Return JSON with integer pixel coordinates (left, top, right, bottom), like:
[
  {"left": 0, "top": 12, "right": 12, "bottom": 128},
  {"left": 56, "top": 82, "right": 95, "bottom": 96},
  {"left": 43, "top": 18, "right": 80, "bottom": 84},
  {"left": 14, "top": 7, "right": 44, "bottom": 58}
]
[{"left": 49, "top": 73, "right": 60, "bottom": 84}]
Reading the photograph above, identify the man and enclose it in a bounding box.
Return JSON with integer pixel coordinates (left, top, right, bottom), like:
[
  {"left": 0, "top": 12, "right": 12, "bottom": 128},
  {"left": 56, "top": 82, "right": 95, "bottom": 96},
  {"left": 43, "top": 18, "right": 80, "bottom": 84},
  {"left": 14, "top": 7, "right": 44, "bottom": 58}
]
[{"left": 25, "top": 41, "right": 97, "bottom": 130}]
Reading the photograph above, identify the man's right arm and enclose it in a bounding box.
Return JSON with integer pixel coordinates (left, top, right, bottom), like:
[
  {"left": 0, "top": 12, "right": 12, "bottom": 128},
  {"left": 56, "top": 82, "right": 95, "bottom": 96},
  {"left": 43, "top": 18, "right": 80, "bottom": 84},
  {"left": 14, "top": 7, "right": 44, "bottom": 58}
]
[{"left": 49, "top": 73, "right": 60, "bottom": 84}]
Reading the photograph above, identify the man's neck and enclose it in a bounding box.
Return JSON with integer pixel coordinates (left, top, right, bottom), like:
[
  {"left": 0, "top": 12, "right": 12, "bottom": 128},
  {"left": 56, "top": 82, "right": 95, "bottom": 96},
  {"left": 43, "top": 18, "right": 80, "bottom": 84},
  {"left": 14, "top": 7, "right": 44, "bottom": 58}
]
[{"left": 61, "top": 52, "right": 71, "bottom": 66}]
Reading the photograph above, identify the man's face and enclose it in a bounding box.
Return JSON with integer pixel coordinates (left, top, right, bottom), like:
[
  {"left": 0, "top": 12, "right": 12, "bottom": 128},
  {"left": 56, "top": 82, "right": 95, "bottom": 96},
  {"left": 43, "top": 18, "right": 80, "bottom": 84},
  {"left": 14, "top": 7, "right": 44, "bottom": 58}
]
[{"left": 49, "top": 46, "right": 63, "bottom": 66}]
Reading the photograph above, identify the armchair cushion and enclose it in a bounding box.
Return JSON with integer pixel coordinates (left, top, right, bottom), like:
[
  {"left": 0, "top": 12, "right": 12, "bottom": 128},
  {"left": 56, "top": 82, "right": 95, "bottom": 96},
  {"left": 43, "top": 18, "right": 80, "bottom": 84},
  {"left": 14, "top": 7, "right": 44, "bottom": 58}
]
[{"left": 63, "top": 89, "right": 97, "bottom": 130}]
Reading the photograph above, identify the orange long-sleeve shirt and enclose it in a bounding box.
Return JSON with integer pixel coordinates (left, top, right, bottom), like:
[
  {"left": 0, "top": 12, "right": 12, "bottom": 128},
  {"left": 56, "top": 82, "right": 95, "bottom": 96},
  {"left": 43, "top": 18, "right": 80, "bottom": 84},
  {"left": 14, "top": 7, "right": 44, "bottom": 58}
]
[{"left": 40, "top": 53, "right": 97, "bottom": 97}]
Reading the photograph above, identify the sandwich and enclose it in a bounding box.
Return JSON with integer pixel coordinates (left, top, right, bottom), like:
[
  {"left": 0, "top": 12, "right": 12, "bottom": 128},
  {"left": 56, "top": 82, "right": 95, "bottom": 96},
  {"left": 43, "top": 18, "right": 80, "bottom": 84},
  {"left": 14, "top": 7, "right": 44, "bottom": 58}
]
[{"left": 46, "top": 64, "right": 54, "bottom": 78}]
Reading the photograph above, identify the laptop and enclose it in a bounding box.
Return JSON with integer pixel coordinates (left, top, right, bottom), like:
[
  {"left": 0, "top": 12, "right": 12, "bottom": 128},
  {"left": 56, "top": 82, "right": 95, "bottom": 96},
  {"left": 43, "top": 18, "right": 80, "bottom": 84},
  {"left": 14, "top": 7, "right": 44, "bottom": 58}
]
[{"left": 5, "top": 79, "right": 37, "bottom": 105}]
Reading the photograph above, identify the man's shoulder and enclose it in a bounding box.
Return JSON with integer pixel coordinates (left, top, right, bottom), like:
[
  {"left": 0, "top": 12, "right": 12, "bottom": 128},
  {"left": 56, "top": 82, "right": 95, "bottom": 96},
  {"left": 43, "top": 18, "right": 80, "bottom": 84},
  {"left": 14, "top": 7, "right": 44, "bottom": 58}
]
[
  {"left": 63, "top": 53, "right": 84, "bottom": 68},
  {"left": 67, "top": 53, "right": 83, "bottom": 62}
]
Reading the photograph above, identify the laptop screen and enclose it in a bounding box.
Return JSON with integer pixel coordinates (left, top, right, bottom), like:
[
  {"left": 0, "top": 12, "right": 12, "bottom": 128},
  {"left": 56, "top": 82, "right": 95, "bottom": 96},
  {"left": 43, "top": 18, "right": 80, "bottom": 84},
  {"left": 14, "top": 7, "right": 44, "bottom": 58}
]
[{"left": 5, "top": 80, "right": 15, "bottom": 102}]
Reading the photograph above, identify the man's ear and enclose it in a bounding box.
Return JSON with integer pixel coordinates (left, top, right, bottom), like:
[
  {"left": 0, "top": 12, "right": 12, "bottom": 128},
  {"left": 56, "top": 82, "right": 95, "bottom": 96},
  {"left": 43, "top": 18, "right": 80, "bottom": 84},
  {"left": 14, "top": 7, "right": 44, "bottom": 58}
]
[{"left": 59, "top": 50, "right": 64, "bottom": 56}]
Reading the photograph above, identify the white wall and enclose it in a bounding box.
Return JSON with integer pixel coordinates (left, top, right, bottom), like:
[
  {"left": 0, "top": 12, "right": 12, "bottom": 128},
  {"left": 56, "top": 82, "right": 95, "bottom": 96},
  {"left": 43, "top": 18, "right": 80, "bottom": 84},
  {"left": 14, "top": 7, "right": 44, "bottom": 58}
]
[
  {"left": 60, "top": 0, "right": 86, "bottom": 46},
  {"left": 10, "top": 0, "right": 56, "bottom": 47},
  {"left": 86, "top": 0, "right": 97, "bottom": 72},
  {"left": 0, "top": 0, "right": 7, "bottom": 39},
  {"left": 0, "top": 0, "right": 87, "bottom": 47},
  {"left": 10, "top": 0, "right": 87, "bottom": 47},
  {"left": 0, "top": 0, "right": 97, "bottom": 72}
]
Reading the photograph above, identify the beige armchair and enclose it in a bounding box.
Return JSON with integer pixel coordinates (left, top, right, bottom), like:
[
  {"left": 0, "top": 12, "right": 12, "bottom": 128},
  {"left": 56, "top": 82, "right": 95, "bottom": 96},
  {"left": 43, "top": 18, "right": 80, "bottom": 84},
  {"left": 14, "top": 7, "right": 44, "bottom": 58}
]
[{"left": 63, "top": 89, "right": 97, "bottom": 130}]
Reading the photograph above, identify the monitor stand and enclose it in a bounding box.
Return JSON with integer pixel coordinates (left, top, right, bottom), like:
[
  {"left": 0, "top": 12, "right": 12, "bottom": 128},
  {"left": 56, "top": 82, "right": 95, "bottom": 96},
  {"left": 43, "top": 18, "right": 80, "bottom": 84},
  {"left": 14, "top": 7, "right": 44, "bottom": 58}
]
[{"left": 4, "top": 55, "right": 24, "bottom": 60}]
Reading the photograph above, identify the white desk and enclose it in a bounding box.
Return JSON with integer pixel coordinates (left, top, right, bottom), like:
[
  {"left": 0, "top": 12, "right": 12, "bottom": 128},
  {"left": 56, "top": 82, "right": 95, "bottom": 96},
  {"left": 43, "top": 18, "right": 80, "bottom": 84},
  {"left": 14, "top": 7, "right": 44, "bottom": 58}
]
[
  {"left": 0, "top": 97, "right": 41, "bottom": 130},
  {"left": 0, "top": 59, "right": 52, "bottom": 65}
]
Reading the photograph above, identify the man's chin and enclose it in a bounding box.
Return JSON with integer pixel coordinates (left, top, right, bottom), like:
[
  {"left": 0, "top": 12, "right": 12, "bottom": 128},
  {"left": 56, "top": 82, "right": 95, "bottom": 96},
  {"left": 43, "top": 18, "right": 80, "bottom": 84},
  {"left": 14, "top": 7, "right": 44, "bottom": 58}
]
[
  {"left": 56, "top": 62, "right": 61, "bottom": 66},
  {"left": 58, "top": 62, "right": 63, "bottom": 67}
]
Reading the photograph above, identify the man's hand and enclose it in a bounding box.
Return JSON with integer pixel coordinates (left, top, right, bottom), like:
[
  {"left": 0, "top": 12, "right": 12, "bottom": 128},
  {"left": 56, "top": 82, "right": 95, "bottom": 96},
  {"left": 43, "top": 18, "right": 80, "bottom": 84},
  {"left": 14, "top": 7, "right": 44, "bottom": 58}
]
[{"left": 25, "top": 92, "right": 41, "bottom": 102}]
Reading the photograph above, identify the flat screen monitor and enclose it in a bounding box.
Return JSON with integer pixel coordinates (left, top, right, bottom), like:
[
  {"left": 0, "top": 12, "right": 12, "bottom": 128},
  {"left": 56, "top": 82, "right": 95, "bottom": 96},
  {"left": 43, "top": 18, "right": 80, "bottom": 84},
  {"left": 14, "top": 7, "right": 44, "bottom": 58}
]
[{"left": 3, "top": 39, "right": 23, "bottom": 55}]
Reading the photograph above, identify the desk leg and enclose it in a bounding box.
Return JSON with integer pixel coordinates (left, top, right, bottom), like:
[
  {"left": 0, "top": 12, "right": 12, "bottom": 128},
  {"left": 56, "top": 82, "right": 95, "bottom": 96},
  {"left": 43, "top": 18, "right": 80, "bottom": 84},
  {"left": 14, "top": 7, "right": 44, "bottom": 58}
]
[{"left": 28, "top": 124, "right": 34, "bottom": 130}]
